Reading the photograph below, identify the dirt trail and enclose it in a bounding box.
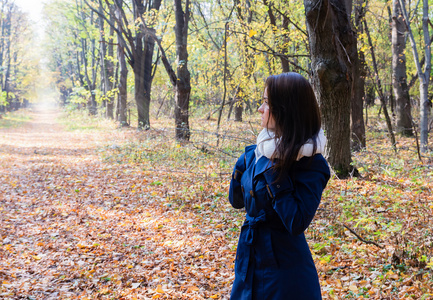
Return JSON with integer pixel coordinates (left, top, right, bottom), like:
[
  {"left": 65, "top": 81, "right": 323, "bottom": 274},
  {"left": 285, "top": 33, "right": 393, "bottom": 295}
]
[
  {"left": 0, "top": 103, "right": 101, "bottom": 157},
  {"left": 0, "top": 106, "right": 234, "bottom": 299}
]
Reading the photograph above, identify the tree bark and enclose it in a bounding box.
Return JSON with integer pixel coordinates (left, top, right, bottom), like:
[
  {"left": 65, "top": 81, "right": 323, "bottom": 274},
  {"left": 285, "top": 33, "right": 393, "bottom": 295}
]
[
  {"left": 392, "top": 0, "right": 412, "bottom": 136},
  {"left": 351, "top": 0, "right": 367, "bottom": 150},
  {"left": 174, "top": 0, "right": 191, "bottom": 140},
  {"left": 117, "top": 41, "right": 128, "bottom": 126},
  {"left": 304, "top": 0, "right": 355, "bottom": 176},
  {"left": 130, "top": 0, "right": 161, "bottom": 130},
  {"left": 234, "top": 102, "right": 243, "bottom": 122},
  {"left": 116, "top": 3, "right": 128, "bottom": 126},
  {"left": 419, "top": 0, "right": 431, "bottom": 151}
]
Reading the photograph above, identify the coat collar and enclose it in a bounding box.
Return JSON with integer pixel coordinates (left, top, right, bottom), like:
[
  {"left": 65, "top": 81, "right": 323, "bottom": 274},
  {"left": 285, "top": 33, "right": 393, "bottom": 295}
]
[{"left": 253, "top": 155, "right": 275, "bottom": 179}]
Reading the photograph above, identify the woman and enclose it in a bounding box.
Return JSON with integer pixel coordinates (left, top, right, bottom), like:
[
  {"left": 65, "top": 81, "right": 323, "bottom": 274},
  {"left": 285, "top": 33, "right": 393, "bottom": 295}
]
[{"left": 229, "top": 72, "right": 330, "bottom": 299}]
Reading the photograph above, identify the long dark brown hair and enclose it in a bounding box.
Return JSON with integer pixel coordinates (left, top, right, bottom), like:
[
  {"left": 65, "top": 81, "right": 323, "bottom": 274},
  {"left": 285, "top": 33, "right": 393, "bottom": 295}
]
[{"left": 265, "top": 72, "right": 321, "bottom": 177}]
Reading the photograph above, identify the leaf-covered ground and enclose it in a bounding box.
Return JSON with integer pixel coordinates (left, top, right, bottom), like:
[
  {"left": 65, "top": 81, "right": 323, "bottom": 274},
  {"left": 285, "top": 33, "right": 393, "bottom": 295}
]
[{"left": 1, "top": 105, "right": 433, "bottom": 299}]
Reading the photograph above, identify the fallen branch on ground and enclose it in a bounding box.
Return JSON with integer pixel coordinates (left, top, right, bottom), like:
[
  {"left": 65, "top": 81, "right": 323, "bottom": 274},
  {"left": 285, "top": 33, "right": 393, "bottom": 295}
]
[{"left": 343, "top": 224, "right": 384, "bottom": 248}]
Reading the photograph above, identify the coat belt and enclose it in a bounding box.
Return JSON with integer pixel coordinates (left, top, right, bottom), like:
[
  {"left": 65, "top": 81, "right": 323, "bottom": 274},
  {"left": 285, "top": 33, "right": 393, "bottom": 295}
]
[{"left": 236, "top": 210, "right": 277, "bottom": 283}]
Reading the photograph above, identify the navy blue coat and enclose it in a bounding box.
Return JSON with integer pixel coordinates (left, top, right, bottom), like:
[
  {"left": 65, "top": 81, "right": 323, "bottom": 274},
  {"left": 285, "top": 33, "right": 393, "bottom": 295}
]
[{"left": 229, "top": 145, "right": 330, "bottom": 300}]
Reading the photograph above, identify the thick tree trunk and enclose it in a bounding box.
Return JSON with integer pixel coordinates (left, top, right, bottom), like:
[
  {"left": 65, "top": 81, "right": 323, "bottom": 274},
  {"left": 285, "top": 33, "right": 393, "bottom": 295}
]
[
  {"left": 130, "top": 1, "right": 160, "bottom": 130},
  {"left": 392, "top": 0, "right": 412, "bottom": 136},
  {"left": 227, "top": 88, "right": 244, "bottom": 122},
  {"left": 131, "top": 34, "right": 155, "bottom": 130},
  {"left": 174, "top": 0, "right": 191, "bottom": 140},
  {"left": 234, "top": 103, "right": 243, "bottom": 122},
  {"left": 304, "top": 0, "right": 355, "bottom": 176},
  {"left": 132, "top": 47, "right": 148, "bottom": 130}
]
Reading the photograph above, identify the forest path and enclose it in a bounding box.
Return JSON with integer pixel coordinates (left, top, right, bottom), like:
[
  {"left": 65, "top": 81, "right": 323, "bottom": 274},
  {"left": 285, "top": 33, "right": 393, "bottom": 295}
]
[
  {"left": 0, "top": 105, "right": 234, "bottom": 299},
  {"left": 0, "top": 103, "right": 101, "bottom": 159}
]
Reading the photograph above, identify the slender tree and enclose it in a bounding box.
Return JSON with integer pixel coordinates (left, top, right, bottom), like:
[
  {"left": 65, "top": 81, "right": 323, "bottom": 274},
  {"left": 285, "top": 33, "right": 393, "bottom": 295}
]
[
  {"left": 398, "top": 0, "right": 431, "bottom": 152},
  {"left": 364, "top": 17, "right": 397, "bottom": 150},
  {"left": 351, "top": 0, "right": 367, "bottom": 150},
  {"left": 392, "top": 0, "right": 412, "bottom": 136},
  {"left": 157, "top": 0, "right": 192, "bottom": 140},
  {"left": 114, "top": 2, "right": 128, "bottom": 126}
]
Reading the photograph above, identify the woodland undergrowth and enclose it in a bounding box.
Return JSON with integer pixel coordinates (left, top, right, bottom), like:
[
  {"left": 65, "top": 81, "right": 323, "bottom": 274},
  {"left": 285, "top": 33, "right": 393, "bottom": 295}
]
[{"left": 0, "top": 107, "right": 432, "bottom": 299}]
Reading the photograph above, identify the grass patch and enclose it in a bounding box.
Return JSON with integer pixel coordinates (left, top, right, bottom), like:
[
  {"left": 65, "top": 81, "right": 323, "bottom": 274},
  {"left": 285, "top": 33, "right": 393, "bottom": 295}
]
[
  {"left": 57, "top": 108, "right": 117, "bottom": 132},
  {"left": 0, "top": 110, "right": 32, "bottom": 128}
]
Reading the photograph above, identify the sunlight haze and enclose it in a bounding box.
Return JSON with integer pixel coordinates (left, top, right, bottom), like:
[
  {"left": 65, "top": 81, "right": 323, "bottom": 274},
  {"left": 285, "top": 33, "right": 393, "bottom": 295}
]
[{"left": 14, "top": 0, "right": 44, "bottom": 23}]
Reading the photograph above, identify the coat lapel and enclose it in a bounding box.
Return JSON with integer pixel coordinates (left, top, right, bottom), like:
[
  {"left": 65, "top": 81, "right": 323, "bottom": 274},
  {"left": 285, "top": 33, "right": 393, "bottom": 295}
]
[{"left": 253, "top": 155, "right": 274, "bottom": 179}]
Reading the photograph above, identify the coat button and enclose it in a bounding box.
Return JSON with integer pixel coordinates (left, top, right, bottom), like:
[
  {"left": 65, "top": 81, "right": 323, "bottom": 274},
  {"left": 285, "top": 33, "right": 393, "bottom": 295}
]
[
  {"left": 249, "top": 190, "right": 254, "bottom": 197},
  {"left": 277, "top": 185, "right": 280, "bottom": 188}
]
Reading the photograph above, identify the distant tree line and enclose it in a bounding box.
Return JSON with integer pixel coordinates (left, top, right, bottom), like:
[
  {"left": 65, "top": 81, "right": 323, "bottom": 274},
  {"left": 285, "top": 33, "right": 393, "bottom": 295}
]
[{"left": 0, "top": 0, "right": 38, "bottom": 114}]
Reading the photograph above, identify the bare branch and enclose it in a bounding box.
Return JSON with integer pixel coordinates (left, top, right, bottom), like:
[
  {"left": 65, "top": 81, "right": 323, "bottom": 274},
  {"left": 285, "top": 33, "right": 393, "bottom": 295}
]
[{"left": 343, "top": 224, "right": 383, "bottom": 248}]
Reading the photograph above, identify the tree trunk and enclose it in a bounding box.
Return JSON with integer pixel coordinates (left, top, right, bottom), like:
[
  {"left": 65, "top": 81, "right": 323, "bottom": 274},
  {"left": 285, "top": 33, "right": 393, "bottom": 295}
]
[
  {"left": 392, "top": 0, "right": 412, "bottom": 136},
  {"left": 78, "top": 4, "right": 97, "bottom": 116},
  {"left": 98, "top": 1, "right": 115, "bottom": 119},
  {"left": 129, "top": 1, "right": 160, "bottom": 130},
  {"left": 132, "top": 47, "right": 148, "bottom": 130},
  {"left": 234, "top": 102, "right": 243, "bottom": 122},
  {"left": 351, "top": 52, "right": 366, "bottom": 150},
  {"left": 1, "top": 3, "right": 12, "bottom": 112},
  {"left": 117, "top": 23, "right": 128, "bottom": 126},
  {"left": 106, "top": 17, "right": 115, "bottom": 119},
  {"left": 304, "top": 0, "right": 355, "bottom": 176},
  {"left": 351, "top": 0, "right": 367, "bottom": 150},
  {"left": 398, "top": 0, "right": 431, "bottom": 152},
  {"left": 419, "top": 80, "right": 430, "bottom": 151},
  {"left": 174, "top": 0, "right": 191, "bottom": 140},
  {"left": 419, "top": 0, "right": 431, "bottom": 151}
]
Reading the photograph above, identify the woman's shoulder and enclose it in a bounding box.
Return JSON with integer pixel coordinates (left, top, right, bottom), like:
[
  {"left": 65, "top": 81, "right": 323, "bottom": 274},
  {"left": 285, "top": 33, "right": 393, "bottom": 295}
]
[
  {"left": 245, "top": 144, "right": 257, "bottom": 153},
  {"left": 242, "top": 144, "right": 258, "bottom": 169},
  {"left": 295, "top": 154, "right": 330, "bottom": 177}
]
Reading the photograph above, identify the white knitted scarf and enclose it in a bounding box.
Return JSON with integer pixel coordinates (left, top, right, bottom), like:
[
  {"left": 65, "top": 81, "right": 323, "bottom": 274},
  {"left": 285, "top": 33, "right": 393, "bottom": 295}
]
[{"left": 254, "top": 128, "right": 327, "bottom": 162}]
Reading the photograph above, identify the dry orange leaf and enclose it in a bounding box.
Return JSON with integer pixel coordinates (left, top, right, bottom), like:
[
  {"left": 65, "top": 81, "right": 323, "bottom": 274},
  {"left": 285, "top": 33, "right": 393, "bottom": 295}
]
[
  {"left": 187, "top": 286, "right": 199, "bottom": 292},
  {"left": 210, "top": 294, "right": 220, "bottom": 299}
]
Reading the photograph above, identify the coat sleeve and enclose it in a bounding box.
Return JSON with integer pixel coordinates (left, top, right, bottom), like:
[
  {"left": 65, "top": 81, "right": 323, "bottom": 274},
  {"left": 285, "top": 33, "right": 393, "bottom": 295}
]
[
  {"left": 264, "top": 157, "right": 330, "bottom": 236},
  {"left": 228, "top": 152, "right": 247, "bottom": 209}
]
